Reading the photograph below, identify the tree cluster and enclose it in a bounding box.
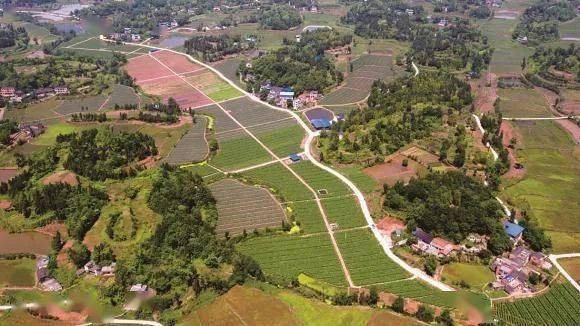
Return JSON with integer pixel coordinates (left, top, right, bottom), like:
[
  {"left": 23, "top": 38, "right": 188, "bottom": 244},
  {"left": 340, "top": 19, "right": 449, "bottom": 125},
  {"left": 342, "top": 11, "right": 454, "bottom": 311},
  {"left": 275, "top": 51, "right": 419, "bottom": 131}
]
[
  {"left": 0, "top": 119, "right": 19, "bottom": 146},
  {"left": 513, "top": 1, "right": 577, "bottom": 44},
  {"left": 61, "top": 128, "right": 158, "bottom": 181},
  {"left": 184, "top": 34, "right": 254, "bottom": 62},
  {"left": 239, "top": 30, "right": 350, "bottom": 93},
  {"left": 530, "top": 44, "right": 579, "bottom": 81},
  {"left": 384, "top": 171, "right": 513, "bottom": 254},
  {"left": 320, "top": 71, "right": 472, "bottom": 164},
  {"left": 258, "top": 4, "right": 302, "bottom": 30},
  {"left": 0, "top": 24, "right": 29, "bottom": 49}
]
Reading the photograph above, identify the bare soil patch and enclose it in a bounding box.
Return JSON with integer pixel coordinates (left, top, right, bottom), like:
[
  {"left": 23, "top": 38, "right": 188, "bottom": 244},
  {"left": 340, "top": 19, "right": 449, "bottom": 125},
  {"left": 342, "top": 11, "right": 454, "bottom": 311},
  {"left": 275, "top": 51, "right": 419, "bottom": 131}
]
[
  {"left": 500, "top": 121, "right": 525, "bottom": 178},
  {"left": 364, "top": 154, "right": 420, "bottom": 185},
  {"left": 470, "top": 72, "right": 498, "bottom": 114},
  {"left": 556, "top": 119, "right": 580, "bottom": 143},
  {"left": 0, "top": 167, "right": 20, "bottom": 183},
  {"left": 42, "top": 171, "right": 79, "bottom": 186}
]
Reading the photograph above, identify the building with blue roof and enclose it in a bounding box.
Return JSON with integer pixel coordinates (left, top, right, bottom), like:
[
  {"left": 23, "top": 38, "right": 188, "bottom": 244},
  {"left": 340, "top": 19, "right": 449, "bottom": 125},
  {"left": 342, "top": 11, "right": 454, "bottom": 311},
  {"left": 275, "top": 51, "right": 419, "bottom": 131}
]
[
  {"left": 311, "top": 118, "right": 332, "bottom": 130},
  {"left": 289, "top": 153, "right": 301, "bottom": 162},
  {"left": 503, "top": 221, "right": 525, "bottom": 242}
]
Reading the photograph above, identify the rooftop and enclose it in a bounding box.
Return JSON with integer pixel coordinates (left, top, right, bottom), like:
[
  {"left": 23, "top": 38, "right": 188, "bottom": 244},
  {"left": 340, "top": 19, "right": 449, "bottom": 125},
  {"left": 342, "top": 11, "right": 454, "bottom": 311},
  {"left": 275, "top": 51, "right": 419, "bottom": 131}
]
[
  {"left": 311, "top": 119, "right": 332, "bottom": 130},
  {"left": 503, "top": 221, "right": 525, "bottom": 238}
]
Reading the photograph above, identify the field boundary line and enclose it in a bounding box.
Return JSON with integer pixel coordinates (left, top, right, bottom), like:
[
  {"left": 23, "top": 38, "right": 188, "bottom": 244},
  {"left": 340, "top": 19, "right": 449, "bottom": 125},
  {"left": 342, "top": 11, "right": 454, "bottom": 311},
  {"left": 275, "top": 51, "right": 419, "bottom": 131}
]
[
  {"left": 549, "top": 253, "right": 580, "bottom": 292},
  {"left": 111, "top": 40, "right": 452, "bottom": 291},
  {"left": 64, "top": 36, "right": 95, "bottom": 49},
  {"left": 214, "top": 117, "right": 295, "bottom": 136},
  {"left": 281, "top": 193, "right": 355, "bottom": 205},
  {"left": 359, "top": 275, "right": 417, "bottom": 287}
]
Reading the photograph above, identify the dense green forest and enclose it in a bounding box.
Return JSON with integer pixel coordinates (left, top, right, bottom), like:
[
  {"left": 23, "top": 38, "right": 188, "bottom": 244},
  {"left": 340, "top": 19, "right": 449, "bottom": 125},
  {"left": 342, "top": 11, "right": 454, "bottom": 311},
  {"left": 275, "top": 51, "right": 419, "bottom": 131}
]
[
  {"left": 0, "top": 119, "right": 19, "bottom": 146},
  {"left": 513, "top": 1, "right": 577, "bottom": 43},
  {"left": 184, "top": 34, "right": 254, "bottom": 62},
  {"left": 258, "top": 4, "right": 302, "bottom": 30},
  {"left": 0, "top": 24, "right": 29, "bottom": 49},
  {"left": 0, "top": 53, "right": 133, "bottom": 94},
  {"left": 0, "top": 148, "right": 108, "bottom": 240},
  {"left": 61, "top": 128, "right": 158, "bottom": 181},
  {"left": 384, "top": 171, "right": 513, "bottom": 254},
  {"left": 319, "top": 71, "right": 472, "bottom": 164},
  {"left": 530, "top": 44, "right": 580, "bottom": 80},
  {"left": 239, "top": 30, "right": 351, "bottom": 93},
  {"left": 110, "top": 167, "right": 263, "bottom": 323},
  {"left": 342, "top": 1, "right": 491, "bottom": 72}
]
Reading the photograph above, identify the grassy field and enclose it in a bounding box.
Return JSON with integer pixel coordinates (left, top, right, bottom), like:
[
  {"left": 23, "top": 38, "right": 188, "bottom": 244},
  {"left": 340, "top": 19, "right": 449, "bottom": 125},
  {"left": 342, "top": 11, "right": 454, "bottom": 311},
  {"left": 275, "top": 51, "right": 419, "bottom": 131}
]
[
  {"left": 478, "top": 18, "right": 534, "bottom": 74},
  {"left": 55, "top": 95, "right": 107, "bottom": 115},
  {"left": 211, "top": 136, "right": 273, "bottom": 171},
  {"left": 559, "top": 258, "right": 580, "bottom": 283},
  {"left": 337, "top": 166, "right": 377, "bottom": 194},
  {"left": 441, "top": 263, "right": 495, "bottom": 289},
  {"left": 138, "top": 122, "right": 192, "bottom": 159},
  {"left": 559, "top": 17, "right": 580, "bottom": 39},
  {"left": 494, "top": 282, "right": 580, "bottom": 325},
  {"left": 290, "top": 161, "right": 352, "bottom": 198},
  {"left": 335, "top": 228, "right": 408, "bottom": 286},
  {"left": 0, "top": 258, "right": 36, "bottom": 287},
  {"left": 165, "top": 116, "right": 209, "bottom": 165},
  {"left": 182, "top": 284, "right": 420, "bottom": 326},
  {"left": 254, "top": 125, "right": 304, "bottom": 158},
  {"left": 242, "top": 163, "right": 314, "bottom": 201},
  {"left": 321, "top": 196, "right": 367, "bottom": 230},
  {"left": 504, "top": 121, "right": 580, "bottom": 253},
  {"left": 4, "top": 99, "right": 63, "bottom": 124},
  {"left": 237, "top": 233, "right": 347, "bottom": 286},
  {"left": 498, "top": 88, "right": 552, "bottom": 118}
]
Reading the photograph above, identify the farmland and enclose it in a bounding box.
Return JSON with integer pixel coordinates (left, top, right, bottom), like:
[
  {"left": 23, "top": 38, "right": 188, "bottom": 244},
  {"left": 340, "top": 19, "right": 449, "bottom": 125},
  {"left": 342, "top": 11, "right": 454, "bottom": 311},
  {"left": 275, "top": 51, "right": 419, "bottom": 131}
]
[
  {"left": 237, "top": 233, "right": 347, "bottom": 286},
  {"left": 213, "top": 58, "right": 245, "bottom": 88},
  {"left": 242, "top": 163, "right": 314, "bottom": 201},
  {"left": 4, "top": 99, "right": 63, "bottom": 124},
  {"left": 504, "top": 121, "right": 580, "bottom": 253},
  {"left": 254, "top": 125, "right": 304, "bottom": 158},
  {"left": 321, "top": 196, "right": 367, "bottom": 230},
  {"left": 288, "top": 200, "right": 326, "bottom": 234},
  {"left": 165, "top": 116, "right": 209, "bottom": 165},
  {"left": 335, "top": 228, "right": 408, "bottom": 286},
  {"left": 478, "top": 18, "right": 534, "bottom": 74},
  {"left": 494, "top": 282, "right": 580, "bottom": 325},
  {"left": 290, "top": 161, "right": 352, "bottom": 197},
  {"left": 498, "top": 88, "right": 552, "bottom": 118},
  {"left": 441, "top": 263, "right": 496, "bottom": 289},
  {"left": 0, "top": 258, "right": 36, "bottom": 287},
  {"left": 220, "top": 97, "right": 291, "bottom": 127},
  {"left": 184, "top": 71, "right": 242, "bottom": 102},
  {"left": 210, "top": 136, "right": 273, "bottom": 171},
  {"left": 559, "top": 258, "right": 580, "bottom": 283},
  {"left": 321, "top": 54, "right": 396, "bottom": 106},
  {"left": 55, "top": 95, "right": 107, "bottom": 115},
  {"left": 210, "top": 179, "right": 286, "bottom": 236}
]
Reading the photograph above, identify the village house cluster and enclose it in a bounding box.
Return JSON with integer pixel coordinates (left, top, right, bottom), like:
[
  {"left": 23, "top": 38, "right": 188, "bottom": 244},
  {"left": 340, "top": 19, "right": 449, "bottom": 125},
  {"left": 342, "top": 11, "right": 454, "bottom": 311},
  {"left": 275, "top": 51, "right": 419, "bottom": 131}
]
[
  {"left": 1, "top": 86, "right": 69, "bottom": 103},
  {"left": 258, "top": 83, "right": 322, "bottom": 110},
  {"left": 412, "top": 228, "right": 456, "bottom": 257},
  {"left": 77, "top": 260, "right": 116, "bottom": 277},
  {"left": 36, "top": 256, "right": 62, "bottom": 292},
  {"left": 490, "top": 246, "right": 552, "bottom": 295}
]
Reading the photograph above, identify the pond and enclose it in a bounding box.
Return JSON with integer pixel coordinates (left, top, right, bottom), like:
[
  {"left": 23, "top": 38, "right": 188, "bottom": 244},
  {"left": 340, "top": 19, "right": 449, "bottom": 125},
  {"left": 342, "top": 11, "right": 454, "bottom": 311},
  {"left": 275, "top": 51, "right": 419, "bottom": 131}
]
[
  {"left": 159, "top": 36, "right": 189, "bottom": 48},
  {"left": 0, "top": 229, "right": 52, "bottom": 255}
]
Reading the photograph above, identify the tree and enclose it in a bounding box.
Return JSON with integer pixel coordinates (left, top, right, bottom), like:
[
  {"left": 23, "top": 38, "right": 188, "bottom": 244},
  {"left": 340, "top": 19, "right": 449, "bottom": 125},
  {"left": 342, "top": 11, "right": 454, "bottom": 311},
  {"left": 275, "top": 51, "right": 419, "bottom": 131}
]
[
  {"left": 437, "top": 309, "right": 454, "bottom": 325},
  {"left": 392, "top": 296, "right": 405, "bottom": 313},
  {"left": 529, "top": 273, "right": 540, "bottom": 285},
  {"left": 91, "top": 243, "right": 115, "bottom": 266},
  {"left": 68, "top": 242, "right": 91, "bottom": 268},
  {"left": 51, "top": 231, "right": 63, "bottom": 252},
  {"left": 402, "top": 158, "right": 409, "bottom": 167},
  {"left": 368, "top": 286, "right": 379, "bottom": 306},
  {"left": 333, "top": 292, "right": 356, "bottom": 305},
  {"left": 416, "top": 304, "right": 434, "bottom": 322},
  {"left": 521, "top": 57, "right": 526, "bottom": 70},
  {"left": 424, "top": 257, "right": 437, "bottom": 276}
]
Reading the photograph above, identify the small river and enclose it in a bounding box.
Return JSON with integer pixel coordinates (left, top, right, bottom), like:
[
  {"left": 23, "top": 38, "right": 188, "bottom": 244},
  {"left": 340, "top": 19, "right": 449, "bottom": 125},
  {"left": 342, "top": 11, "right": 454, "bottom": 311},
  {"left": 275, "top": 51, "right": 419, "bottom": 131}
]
[{"left": 0, "top": 229, "right": 52, "bottom": 255}]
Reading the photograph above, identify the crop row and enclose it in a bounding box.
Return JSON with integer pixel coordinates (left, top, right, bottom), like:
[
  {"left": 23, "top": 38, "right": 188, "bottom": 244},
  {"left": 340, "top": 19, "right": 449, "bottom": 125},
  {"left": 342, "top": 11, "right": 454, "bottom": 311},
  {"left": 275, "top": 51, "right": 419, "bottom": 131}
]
[
  {"left": 211, "top": 136, "right": 273, "bottom": 171},
  {"left": 290, "top": 161, "right": 352, "bottom": 197},
  {"left": 321, "top": 196, "right": 367, "bottom": 230},
  {"left": 237, "top": 234, "right": 347, "bottom": 286},
  {"left": 243, "top": 163, "right": 313, "bottom": 201}
]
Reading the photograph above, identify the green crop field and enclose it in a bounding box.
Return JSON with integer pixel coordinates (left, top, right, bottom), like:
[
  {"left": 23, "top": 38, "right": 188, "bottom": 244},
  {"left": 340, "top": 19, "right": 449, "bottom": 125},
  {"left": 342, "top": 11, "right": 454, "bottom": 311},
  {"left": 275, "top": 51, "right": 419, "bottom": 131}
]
[
  {"left": 205, "top": 82, "right": 242, "bottom": 102},
  {"left": 335, "top": 228, "right": 408, "bottom": 285},
  {"left": 237, "top": 233, "right": 347, "bottom": 286},
  {"left": 478, "top": 18, "right": 534, "bottom": 74},
  {"left": 4, "top": 99, "right": 63, "bottom": 124},
  {"left": 321, "top": 196, "right": 366, "bottom": 230},
  {"left": 290, "top": 161, "right": 352, "bottom": 197},
  {"left": 499, "top": 88, "right": 552, "bottom": 118},
  {"left": 337, "top": 166, "right": 377, "bottom": 194},
  {"left": 441, "top": 263, "right": 495, "bottom": 289},
  {"left": 211, "top": 136, "right": 273, "bottom": 171},
  {"left": 255, "top": 125, "right": 304, "bottom": 158},
  {"left": 289, "top": 200, "right": 327, "bottom": 234},
  {"left": 242, "top": 163, "right": 314, "bottom": 201},
  {"left": 494, "top": 282, "right": 580, "bottom": 325},
  {"left": 105, "top": 84, "right": 143, "bottom": 109},
  {"left": 55, "top": 95, "right": 107, "bottom": 115},
  {"left": 0, "top": 259, "right": 36, "bottom": 287},
  {"left": 504, "top": 121, "right": 580, "bottom": 253},
  {"left": 165, "top": 116, "right": 209, "bottom": 165}
]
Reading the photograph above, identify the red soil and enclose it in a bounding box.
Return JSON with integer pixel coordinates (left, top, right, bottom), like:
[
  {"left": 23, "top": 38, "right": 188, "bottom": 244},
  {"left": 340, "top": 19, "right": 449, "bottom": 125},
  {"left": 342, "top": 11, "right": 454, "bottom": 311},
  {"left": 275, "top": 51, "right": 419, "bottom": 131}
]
[
  {"left": 36, "top": 223, "right": 67, "bottom": 237},
  {"left": 42, "top": 171, "right": 79, "bottom": 186},
  {"left": 140, "top": 76, "right": 213, "bottom": 109},
  {"left": 500, "top": 121, "right": 525, "bottom": 178},
  {"left": 379, "top": 292, "right": 397, "bottom": 307},
  {"left": 124, "top": 55, "right": 173, "bottom": 82},
  {"left": 376, "top": 217, "right": 405, "bottom": 236},
  {"left": 364, "top": 154, "right": 418, "bottom": 185},
  {"left": 404, "top": 299, "right": 419, "bottom": 314},
  {"left": 151, "top": 50, "right": 203, "bottom": 74},
  {"left": 557, "top": 119, "right": 580, "bottom": 143},
  {"left": 0, "top": 167, "right": 20, "bottom": 183},
  {"left": 470, "top": 72, "right": 498, "bottom": 114}
]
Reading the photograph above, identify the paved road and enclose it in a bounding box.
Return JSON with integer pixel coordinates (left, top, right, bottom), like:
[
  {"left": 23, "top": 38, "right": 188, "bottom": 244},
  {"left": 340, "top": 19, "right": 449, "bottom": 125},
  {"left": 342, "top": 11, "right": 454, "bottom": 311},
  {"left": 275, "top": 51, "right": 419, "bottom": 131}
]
[
  {"left": 549, "top": 253, "right": 580, "bottom": 292},
  {"left": 104, "top": 39, "right": 456, "bottom": 291}
]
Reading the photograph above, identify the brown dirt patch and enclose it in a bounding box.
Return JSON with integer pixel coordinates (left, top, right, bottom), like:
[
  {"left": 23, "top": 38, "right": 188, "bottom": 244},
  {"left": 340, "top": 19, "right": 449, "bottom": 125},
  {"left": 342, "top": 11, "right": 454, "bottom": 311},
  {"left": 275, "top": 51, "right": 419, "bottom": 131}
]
[
  {"left": 400, "top": 146, "right": 440, "bottom": 165},
  {"left": 0, "top": 167, "right": 20, "bottom": 183},
  {"left": 36, "top": 223, "right": 67, "bottom": 237},
  {"left": 364, "top": 154, "right": 419, "bottom": 185},
  {"left": 404, "top": 298, "right": 419, "bottom": 314},
  {"left": 56, "top": 240, "right": 74, "bottom": 268},
  {"left": 124, "top": 55, "right": 173, "bottom": 83},
  {"left": 500, "top": 121, "right": 525, "bottom": 178},
  {"left": 42, "top": 171, "right": 79, "bottom": 186},
  {"left": 368, "top": 310, "right": 421, "bottom": 325},
  {"left": 379, "top": 292, "right": 397, "bottom": 307},
  {"left": 151, "top": 50, "right": 203, "bottom": 74},
  {"left": 470, "top": 73, "right": 498, "bottom": 114},
  {"left": 45, "top": 304, "right": 88, "bottom": 324},
  {"left": 556, "top": 119, "right": 580, "bottom": 143},
  {"left": 376, "top": 217, "right": 405, "bottom": 235}
]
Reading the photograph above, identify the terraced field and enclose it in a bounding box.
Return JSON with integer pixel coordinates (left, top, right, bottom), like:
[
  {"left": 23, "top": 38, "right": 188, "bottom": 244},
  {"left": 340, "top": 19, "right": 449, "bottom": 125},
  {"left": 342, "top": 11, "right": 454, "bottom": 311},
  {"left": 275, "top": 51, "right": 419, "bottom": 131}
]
[
  {"left": 165, "top": 116, "right": 208, "bottom": 165},
  {"left": 335, "top": 228, "right": 408, "bottom": 286},
  {"left": 210, "top": 179, "right": 286, "bottom": 236},
  {"left": 237, "top": 233, "right": 347, "bottom": 286}
]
